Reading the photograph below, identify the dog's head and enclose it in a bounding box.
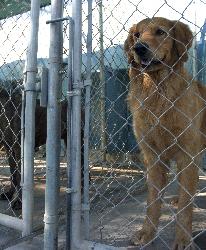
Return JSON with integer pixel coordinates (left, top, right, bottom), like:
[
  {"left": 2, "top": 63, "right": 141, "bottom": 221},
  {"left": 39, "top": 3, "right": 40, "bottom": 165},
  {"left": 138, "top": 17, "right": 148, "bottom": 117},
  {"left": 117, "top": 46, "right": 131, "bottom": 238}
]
[{"left": 124, "top": 17, "right": 193, "bottom": 71}]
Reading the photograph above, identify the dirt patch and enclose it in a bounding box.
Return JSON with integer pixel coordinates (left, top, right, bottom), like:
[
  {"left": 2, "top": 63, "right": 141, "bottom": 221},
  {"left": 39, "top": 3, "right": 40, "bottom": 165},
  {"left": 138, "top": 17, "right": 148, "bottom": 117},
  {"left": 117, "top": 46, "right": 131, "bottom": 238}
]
[
  {"left": 0, "top": 159, "right": 206, "bottom": 249},
  {"left": 89, "top": 173, "right": 206, "bottom": 249}
]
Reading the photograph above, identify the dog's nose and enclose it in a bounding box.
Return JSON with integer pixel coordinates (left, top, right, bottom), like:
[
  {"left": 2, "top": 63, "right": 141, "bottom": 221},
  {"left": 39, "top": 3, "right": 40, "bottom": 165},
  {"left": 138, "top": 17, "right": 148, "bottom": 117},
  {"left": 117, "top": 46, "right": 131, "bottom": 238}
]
[{"left": 134, "top": 42, "right": 149, "bottom": 57}]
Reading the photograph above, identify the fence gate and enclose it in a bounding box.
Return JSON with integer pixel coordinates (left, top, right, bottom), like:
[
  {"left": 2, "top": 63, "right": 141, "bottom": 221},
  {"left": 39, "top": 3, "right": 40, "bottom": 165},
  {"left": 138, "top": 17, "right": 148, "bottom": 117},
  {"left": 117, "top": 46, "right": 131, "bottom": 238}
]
[
  {"left": 0, "top": 0, "right": 40, "bottom": 248},
  {"left": 0, "top": 0, "right": 67, "bottom": 249}
]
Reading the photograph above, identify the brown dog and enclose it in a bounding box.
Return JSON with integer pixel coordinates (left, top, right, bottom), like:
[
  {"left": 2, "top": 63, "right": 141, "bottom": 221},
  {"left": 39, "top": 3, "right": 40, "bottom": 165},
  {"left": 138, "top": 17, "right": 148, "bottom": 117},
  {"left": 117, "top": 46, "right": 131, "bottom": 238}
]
[
  {"left": 0, "top": 88, "right": 67, "bottom": 209},
  {"left": 0, "top": 87, "right": 87, "bottom": 210},
  {"left": 124, "top": 17, "right": 206, "bottom": 249}
]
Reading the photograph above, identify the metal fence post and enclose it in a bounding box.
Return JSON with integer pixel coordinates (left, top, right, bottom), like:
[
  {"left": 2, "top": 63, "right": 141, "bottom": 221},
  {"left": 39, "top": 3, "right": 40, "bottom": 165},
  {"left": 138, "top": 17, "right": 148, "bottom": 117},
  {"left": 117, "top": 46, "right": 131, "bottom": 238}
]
[
  {"left": 43, "top": 0, "right": 63, "bottom": 249},
  {"left": 83, "top": 0, "right": 93, "bottom": 240},
  {"left": 22, "top": 0, "right": 40, "bottom": 237},
  {"left": 66, "top": 16, "right": 74, "bottom": 250},
  {"left": 70, "top": 0, "right": 83, "bottom": 249}
]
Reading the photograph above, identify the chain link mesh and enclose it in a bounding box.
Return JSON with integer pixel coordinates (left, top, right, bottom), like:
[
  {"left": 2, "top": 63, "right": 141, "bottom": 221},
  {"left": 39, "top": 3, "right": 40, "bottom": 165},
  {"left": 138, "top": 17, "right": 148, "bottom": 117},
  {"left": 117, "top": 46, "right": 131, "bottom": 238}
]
[
  {"left": 0, "top": 3, "right": 68, "bottom": 247},
  {"left": 1, "top": 0, "right": 206, "bottom": 249},
  {"left": 80, "top": 0, "right": 206, "bottom": 249},
  {"left": 0, "top": 6, "right": 30, "bottom": 218}
]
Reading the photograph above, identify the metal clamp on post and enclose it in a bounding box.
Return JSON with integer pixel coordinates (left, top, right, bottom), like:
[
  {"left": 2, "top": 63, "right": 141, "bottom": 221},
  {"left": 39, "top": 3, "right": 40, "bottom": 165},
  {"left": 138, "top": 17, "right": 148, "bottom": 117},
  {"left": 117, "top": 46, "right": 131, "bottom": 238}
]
[
  {"left": 67, "top": 89, "right": 81, "bottom": 98},
  {"left": 24, "top": 67, "right": 38, "bottom": 74},
  {"left": 23, "top": 67, "right": 48, "bottom": 108},
  {"left": 44, "top": 214, "right": 57, "bottom": 224},
  {"left": 65, "top": 188, "right": 77, "bottom": 194},
  {"left": 23, "top": 82, "right": 39, "bottom": 92},
  {"left": 46, "top": 16, "right": 70, "bottom": 24},
  {"left": 23, "top": 68, "right": 40, "bottom": 92}
]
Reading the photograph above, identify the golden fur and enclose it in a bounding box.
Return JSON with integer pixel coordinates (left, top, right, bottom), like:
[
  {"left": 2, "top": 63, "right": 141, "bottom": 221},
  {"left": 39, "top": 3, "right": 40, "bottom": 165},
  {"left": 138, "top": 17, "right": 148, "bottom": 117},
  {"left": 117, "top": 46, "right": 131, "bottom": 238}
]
[{"left": 124, "top": 17, "right": 206, "bottom": 249}]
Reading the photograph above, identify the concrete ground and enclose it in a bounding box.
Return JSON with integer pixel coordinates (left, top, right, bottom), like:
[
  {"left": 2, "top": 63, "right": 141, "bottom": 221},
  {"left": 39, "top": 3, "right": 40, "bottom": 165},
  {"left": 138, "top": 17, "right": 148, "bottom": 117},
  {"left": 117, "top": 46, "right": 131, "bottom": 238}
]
[{"left": 0, "top": 162, "right": 206, "bottom": 249}]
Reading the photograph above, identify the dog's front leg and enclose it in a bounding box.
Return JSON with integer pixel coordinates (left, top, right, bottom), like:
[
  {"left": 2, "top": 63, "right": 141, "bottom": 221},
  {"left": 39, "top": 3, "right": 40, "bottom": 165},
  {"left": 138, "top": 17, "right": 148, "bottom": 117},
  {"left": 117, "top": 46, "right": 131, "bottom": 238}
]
[
  {"left": 132, "top": 162, "right": 167, "bottom": 246},
  {"left": 173, "top": 161, "right": 198, "bottom": 250}
]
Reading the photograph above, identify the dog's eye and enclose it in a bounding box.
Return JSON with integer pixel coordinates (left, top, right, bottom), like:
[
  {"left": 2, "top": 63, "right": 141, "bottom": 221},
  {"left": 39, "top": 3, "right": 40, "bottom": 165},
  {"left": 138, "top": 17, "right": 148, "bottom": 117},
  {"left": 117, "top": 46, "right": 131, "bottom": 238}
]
[
  {"left": 134, "top": 32, "right": 140, "bottom": 38},
  {"left": 156, "top": 29, "right": 166, "bottom": 36}
]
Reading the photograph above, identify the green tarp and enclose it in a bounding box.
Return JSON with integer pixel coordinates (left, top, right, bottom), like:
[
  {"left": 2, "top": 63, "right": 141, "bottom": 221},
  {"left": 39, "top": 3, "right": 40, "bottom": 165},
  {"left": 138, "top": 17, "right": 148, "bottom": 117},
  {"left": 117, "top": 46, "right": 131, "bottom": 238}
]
[{"left": 0, "top": 0, "right": 51, "bottom": 20}]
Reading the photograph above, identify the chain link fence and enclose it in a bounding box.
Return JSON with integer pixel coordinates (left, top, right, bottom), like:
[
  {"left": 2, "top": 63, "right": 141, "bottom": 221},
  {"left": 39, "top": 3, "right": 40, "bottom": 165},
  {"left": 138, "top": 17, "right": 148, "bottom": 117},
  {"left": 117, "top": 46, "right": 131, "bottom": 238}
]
[
  {"left": 0, "top": 3, "right": 30, "bottom": 246},
  {"left": 0, "top": 4, "right": 29, "bottom": 215},
  {"left": 79, "top": 0, "right": 206, "bottom": 249},
  {"left": 1, "top": 0, "right": 206, "bottom": 249},
  {"left": 0, "top": 2, "right": 69, "bottom": 248}
]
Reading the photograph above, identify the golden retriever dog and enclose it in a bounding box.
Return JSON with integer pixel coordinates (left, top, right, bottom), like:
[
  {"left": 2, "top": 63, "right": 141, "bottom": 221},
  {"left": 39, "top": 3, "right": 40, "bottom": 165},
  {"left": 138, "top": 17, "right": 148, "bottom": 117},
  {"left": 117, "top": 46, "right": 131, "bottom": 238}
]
[{"left": 124, "top": 17, "right": 206, "bottom": 249}]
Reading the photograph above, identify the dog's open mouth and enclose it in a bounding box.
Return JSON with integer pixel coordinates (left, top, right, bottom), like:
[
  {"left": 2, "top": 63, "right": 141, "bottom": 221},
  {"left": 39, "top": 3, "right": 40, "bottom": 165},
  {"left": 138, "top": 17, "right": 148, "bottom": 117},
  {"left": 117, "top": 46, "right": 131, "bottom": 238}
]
[{"left": 141, "top": 57, "right": 164, "bottom": 68}]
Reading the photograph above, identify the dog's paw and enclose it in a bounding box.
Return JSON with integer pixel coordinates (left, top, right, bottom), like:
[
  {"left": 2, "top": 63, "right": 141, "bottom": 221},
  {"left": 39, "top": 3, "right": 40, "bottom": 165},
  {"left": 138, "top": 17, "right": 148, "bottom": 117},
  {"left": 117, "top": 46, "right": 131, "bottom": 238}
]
[
  {"left": 173, "top": 240, "right": 196, "bottom": 250},
  {"left": 131, "top": 229, "right": 155, "bottom": 246}
]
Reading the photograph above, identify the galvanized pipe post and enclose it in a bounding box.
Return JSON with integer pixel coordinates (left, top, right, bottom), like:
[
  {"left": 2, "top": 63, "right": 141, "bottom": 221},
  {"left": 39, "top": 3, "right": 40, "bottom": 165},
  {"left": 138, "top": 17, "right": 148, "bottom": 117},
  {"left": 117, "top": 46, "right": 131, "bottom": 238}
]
[
  {"left": 66, "top": 16, "right": 74, "bottom": 250},
  {"left": 83, "top": 0, "right": 93, "bottom": 240},
  {"left": 43, "top": 0, "right": 63, "bottom": 249},
  {"left": 70, "top": 0, "right": 83, "bottom": 249},
  {"left": 22, "top": 0, "right": 40, "bottom": 237}
]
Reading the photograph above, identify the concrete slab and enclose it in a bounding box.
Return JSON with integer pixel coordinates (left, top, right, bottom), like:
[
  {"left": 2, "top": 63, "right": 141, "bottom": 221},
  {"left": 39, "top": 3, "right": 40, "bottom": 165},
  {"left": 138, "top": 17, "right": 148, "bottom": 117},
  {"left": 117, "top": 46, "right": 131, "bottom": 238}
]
[{"left": 6, "top": 237, "right": 43, "bottom": 250}]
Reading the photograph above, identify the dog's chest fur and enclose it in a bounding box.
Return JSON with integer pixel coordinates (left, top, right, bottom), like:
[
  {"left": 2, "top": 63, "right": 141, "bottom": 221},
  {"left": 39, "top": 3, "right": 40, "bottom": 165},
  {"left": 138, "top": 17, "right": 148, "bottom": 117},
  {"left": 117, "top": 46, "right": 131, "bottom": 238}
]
[{"left": 127, "top": 67, "right": 205, "bottom": 156}]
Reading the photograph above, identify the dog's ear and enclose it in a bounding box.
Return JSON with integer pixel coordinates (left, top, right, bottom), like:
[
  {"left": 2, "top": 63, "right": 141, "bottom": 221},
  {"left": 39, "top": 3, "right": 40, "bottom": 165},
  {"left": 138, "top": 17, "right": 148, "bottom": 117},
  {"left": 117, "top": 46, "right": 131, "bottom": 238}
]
[
  {"left": 172, "top": 21, "right": 193, "bottom": 63},
  {"left": 124, "top": 24, "right": 136, "bottom": 64}
]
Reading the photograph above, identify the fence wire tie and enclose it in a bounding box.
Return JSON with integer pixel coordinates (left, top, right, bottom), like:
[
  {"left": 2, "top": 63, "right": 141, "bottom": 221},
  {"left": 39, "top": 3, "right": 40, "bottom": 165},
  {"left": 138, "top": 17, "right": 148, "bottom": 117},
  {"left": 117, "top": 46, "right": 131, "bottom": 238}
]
[
  {"left": 67, "top": 90, "right": 81, "bottom": 97},
  {"left": 66, "top": 82, "right": 84, "bottom": 99},
  {"left": 65, "top": 188, "right": 77, "bottom": 194}
]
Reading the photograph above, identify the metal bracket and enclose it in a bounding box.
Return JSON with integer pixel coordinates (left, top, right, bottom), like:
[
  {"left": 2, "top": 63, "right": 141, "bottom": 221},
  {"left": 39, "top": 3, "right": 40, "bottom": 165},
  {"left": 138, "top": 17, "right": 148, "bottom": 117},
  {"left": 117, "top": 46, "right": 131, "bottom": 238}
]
[
  {"left": 65, "top": 188, "right": 77, "bottom": 194},
  {"left": 23, "top": 82, "right": 40, "bottom": 92},
  {"left": 67, "top": 89, "right": 81, "bottom": 97},
  {"left": 23, "top": 67, "right": 38, "bottom": 74},
  {"left": 46, "top": 16, "right": 71, "bottom": 24},
  {"left": 22, "top": 67, "right": 48, "bottom": 108},
  {"left": 44, "top": 214, "right": 56, "bottom": 224}
]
